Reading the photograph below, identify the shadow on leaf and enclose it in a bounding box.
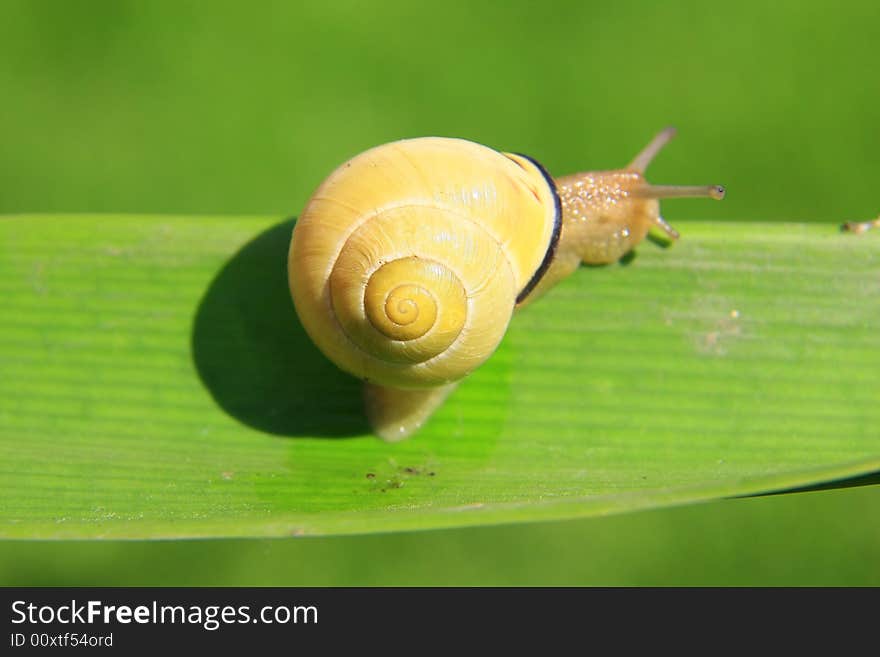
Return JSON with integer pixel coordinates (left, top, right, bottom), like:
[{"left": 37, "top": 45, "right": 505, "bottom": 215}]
[
  {"left": 753, "top": 470, "right": 880, "bottom": 497},
  {"left": 191, "top": 218, "right": 368, "bottom": 437}
]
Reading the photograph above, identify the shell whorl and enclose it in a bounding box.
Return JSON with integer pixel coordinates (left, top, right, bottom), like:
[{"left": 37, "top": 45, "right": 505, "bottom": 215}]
[
  {"left": 366, "top": 261, "right": 446, "bottom": 343},
  {"left": 289, "top": 137, "right": 559, "bottom": 389},
  {"left": 335, "top": 255, "right": 467, "bottom": 364},
  {"left": 323, "top": 202, "right": 517, "bottom": 386}
]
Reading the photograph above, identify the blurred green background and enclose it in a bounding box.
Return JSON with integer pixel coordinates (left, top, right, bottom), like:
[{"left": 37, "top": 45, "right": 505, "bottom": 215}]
[{"left": 1, "top": 0, "right": 878, "bottom": 585}]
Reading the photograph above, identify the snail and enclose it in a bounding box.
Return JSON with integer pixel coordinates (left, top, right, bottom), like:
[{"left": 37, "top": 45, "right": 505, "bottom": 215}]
[
  {"left": 288, "top": 127, "right": 725, "bottom": 441},
  {"left": 841, "top": 216, "right": 880, "bottom": 234}
]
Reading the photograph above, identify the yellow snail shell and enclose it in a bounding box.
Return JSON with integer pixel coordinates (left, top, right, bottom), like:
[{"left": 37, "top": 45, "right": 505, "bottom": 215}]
[{"left": 289, "top": 137, "right": 559, "bottom": 389}]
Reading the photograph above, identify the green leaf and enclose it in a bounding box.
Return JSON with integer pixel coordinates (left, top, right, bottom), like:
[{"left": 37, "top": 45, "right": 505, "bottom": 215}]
[{"left": 1, "top": 215, "right": 878, "bottom": 539}]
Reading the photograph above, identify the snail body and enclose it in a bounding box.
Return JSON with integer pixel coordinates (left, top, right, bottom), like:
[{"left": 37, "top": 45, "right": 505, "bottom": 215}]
[{"left": 289, "top": 128, "right": 724, "bottom": 440}]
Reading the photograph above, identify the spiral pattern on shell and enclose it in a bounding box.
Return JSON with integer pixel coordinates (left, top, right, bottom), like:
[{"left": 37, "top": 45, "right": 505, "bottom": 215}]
[
  {"left": 326, "top": 203, "right": 517, "bottom": 385},
  {"left": 289, "top": 137, "right": 559, "bottom": 389},
  {"left": 362, "top": 257, "right": 465, "bottom": 351}
]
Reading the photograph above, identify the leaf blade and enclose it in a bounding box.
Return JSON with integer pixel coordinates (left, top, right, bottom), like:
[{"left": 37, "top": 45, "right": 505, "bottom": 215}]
[{"left": 1, "top": 215, "right": 878, "bottom": 539}]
